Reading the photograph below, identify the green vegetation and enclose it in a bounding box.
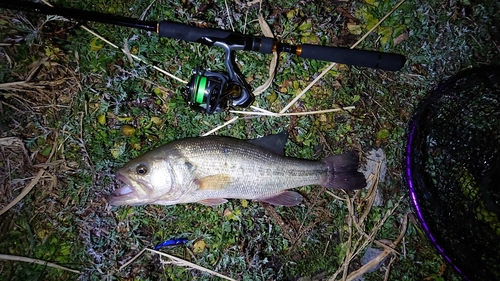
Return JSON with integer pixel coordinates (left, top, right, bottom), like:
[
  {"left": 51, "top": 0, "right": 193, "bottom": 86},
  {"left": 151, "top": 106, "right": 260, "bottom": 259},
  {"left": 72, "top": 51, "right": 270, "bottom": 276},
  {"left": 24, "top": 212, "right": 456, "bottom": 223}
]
[{"left": 1, "top": 0, "right": 498, "bottom": 280}]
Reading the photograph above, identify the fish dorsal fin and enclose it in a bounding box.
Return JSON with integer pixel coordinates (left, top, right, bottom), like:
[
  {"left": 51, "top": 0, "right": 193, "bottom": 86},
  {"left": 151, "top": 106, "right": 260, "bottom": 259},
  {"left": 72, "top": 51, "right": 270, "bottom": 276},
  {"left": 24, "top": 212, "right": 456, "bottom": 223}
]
[
  {"left": 196, "top": 174, "right": 233, "bottom": 190},
  {"left": 246, "top": 131, "right": 288, "bottom": 156},
  {"left": 198, "top": 198, "right": 228, "bottom": 206},
  {"left": 257, "top": 191, "right": 303, "bottom": 206}
]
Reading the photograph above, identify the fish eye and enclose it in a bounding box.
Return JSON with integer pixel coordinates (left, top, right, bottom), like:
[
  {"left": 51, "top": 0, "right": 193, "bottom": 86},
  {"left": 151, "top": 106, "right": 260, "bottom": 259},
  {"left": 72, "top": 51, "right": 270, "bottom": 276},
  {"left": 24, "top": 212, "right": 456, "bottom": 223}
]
[{"left": 136, "top": 164, "right": 148, "bottom": 175}]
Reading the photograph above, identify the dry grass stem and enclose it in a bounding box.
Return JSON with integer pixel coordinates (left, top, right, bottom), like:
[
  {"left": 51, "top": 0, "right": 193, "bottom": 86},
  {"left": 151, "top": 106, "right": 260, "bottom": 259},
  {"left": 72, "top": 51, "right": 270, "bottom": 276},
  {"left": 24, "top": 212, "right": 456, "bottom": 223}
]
[
  {"left": 0, "top": 169, "right": 45, "bottom": 216},
  {"left": 0, "top": 254, "right": 81, "bottom": 274},
  {"left": 345, "top": 210, "right": 408, "bottom": 281},
  {"left": 253, "top": 0, "right": 278, "bottom": 96},
  {"left": 328, "top": 153, "right": 407, "bottom": 281},
  {"left": 0, "top": 131, "right": 58, "bottom": 215},
  {"left": 202, "top": 117, "right": 240, "bottom": 136},
  {"left": 119, "top": 248, "right": 236, "bottom": 281},
  {"left": 39, "top": 0, "right": 187, "bottom": 84},
  {"left": 230, "top": 106, "right": 355, "bottom": 117}
]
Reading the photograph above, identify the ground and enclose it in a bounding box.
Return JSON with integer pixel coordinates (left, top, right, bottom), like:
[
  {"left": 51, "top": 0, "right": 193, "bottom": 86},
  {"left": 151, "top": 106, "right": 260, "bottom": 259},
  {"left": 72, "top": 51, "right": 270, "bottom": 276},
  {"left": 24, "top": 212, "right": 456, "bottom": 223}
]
[{"left": 0, "top": 0, "right": 499, "bottom": 280}]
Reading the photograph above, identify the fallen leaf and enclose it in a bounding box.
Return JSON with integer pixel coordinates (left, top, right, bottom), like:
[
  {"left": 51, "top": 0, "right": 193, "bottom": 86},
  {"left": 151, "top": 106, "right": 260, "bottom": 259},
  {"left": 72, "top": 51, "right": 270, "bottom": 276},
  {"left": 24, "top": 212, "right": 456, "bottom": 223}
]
[{"left": 193, "top": 240, "right": 206, "bottom": 254}]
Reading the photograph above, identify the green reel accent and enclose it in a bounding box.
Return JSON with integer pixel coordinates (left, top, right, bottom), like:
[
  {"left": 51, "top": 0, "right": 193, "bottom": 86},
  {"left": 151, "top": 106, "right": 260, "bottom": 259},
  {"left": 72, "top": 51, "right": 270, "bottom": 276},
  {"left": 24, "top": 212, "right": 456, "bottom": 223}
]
[{"left": 194, "top": 76, "right": 207, "bottom": 104}]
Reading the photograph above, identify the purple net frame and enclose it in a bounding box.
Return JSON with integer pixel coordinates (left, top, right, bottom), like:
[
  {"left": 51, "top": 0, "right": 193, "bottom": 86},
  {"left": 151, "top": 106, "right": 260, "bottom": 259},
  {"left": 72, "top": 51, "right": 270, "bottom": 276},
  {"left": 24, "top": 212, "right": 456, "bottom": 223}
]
[{"left": 406, "top": 120, "right": 469, "bottom": 281}]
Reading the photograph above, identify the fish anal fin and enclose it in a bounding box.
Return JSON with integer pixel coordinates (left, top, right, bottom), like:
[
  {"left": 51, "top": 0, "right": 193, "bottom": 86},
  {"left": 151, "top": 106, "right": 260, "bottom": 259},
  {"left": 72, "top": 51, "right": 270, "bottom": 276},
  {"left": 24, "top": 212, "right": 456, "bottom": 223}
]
[
  {"left": 257, "top": 191, "right": 303, "bottom": 206},
  {"left": 198, "top": 198, "right": 228, "bottom": 206},
  {"left": 196, "top": 174, "right": 232, "bottom": 190}
]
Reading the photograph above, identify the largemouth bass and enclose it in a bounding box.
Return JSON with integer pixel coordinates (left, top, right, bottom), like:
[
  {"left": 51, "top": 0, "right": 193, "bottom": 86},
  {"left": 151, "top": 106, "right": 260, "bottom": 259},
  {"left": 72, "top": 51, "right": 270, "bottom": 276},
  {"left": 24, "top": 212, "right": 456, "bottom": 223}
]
[{"left": 107, "top": 132, "right": 366, "bottom": 206}]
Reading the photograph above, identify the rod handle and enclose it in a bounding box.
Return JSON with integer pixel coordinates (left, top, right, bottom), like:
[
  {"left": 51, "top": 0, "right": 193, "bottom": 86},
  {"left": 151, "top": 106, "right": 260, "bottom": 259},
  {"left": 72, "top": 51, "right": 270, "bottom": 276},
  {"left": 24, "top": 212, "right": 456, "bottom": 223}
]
[
  {"left": 158, "top": 21, "right": 232, "bottom": 42},
  {"left": 299, "top": 44, "right": 406, "bottom": 71}
]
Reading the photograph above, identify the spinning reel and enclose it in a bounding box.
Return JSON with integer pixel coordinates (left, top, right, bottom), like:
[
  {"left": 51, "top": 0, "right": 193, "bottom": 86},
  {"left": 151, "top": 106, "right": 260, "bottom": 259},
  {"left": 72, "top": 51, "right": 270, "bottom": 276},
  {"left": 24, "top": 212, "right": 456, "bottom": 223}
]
[
  {"left": 3, "top": 1, "right": 407, "bottom": 114},
  {"left": 184, "top": 39, "right": 253, "bottom": 113},
  {"left": 185, "top": 67, "right": 252, "bottom": 113}
]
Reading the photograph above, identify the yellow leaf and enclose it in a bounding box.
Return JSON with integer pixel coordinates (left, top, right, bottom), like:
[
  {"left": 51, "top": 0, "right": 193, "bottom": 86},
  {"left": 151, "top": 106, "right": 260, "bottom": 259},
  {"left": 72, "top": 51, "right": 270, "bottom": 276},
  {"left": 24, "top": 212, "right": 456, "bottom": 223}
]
[
  {"left": 97, "top": 114, "right": 106, "bottom": 125},
  {"left": 193, "top": 240, "right": 206, "bottom": 254},
  {"left": 131, "top": 142, "right": 142, "bottom": 150},
  {"left": 258, "top": 13, "right": 274, "bottom": 38},
  {"left": 378, "top": 26, "right": 393, "bottom": 46},
  {"left": 110, "top": 143, "right": 125, "bottom": 159},
  {"left": 90, "top": 37, "right": 104, "bottom": 51},
  {"left": 121, "top": 125, "right": 136, "bottom": 137},
  {"left": 223, "top": 208, "right": 233, "bottom": 218},
  {"left": 347, "top": 23, "right": 362, "bottom": 35},
  {"left": 241, "top": 199, "right": 248, "bottom": 208},
  {"left": 117, "top": 116, "right": 134, "bottom": 122},
  {"left": 365, "top": 0, "right": 377, "bottom": 5},
  {"left": 45, "top": 46, "right": 54, "bottom": 57},
  {"left": 150, "top": 116, "right": 162, "bottom": 126},
  {"left": 363, "top": 12, "right": 379, "bottom": 31},
  {"left": 297, "top": 20, "right": 312, "bottom": 31},
  {"left": 153, "top": 87, "right": 162, "bottom": 96}
]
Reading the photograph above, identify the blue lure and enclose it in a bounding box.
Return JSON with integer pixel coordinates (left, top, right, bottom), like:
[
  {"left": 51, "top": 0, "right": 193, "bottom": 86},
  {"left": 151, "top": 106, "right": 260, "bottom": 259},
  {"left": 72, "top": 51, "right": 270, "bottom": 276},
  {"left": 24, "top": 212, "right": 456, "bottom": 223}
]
[{"left": 154, "top": 238, "right": 189, "bottom": 250}]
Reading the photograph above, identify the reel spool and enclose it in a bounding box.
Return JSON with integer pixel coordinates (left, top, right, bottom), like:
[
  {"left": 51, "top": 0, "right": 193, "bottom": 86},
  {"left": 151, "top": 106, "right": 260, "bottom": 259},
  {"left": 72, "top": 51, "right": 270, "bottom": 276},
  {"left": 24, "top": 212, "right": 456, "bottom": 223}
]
[
  {"left": 184, "top": 68, "right": 252, "bottom": 113},
  {"left": 185, "top": 69, "right": 231, "bottom": 113}
]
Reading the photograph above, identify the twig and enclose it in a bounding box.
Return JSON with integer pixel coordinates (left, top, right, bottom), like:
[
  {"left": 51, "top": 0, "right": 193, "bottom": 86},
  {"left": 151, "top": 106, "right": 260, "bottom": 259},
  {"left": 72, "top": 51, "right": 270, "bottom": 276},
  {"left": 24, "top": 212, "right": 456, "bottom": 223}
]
[
  {"left": 230, "top": 106, "right": 355, "bottom": 117},
  {"left": 201, "top": 117, "right": 240, "bottom": 136},
  {"left": 119, "top": 248, "right": 236, "bottom": 281},
  {"left": 0, "top": 170, "right": 43, "bottom": 216},
  {"left": 0, "top": 254, "right": 80, "bottom": 274},
  {"left": 252, "top": 1, "right": 278, "bottom": 96},
  {"left": 224, "top": 0, "right": 235, "bottom": 32},
  {"left": 345, "top": 209, "right": 408, "bottom": 281},
  {"left": 139, "top": 0, "right": 158, "bottom": 21},
  {"left": 119, "top": 248, "right": 147, "bottom": 270},
  {"left": 0, "top": 81, "right": 27, "bottom": 88}
]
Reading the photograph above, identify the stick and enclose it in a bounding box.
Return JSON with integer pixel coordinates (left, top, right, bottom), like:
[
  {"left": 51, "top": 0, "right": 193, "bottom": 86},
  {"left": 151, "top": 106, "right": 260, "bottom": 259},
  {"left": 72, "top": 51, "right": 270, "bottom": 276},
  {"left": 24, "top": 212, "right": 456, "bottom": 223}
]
[
  {"left": 0, "top": 254, "right": 81, "bottom": 274},
  {"left": 119, "top": 248, "right": 236, "bottom": 281},
  {"left": 230, "top": 106, "right": 355, "bottom": 117},
  {"left": 201, "top": 117, "right": 240, "bottom": 136}
]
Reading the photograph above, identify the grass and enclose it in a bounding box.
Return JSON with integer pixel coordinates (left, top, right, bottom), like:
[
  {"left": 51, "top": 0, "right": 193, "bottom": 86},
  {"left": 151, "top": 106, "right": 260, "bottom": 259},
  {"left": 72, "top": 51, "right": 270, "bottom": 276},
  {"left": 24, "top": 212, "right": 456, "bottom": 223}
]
[{"left": 0, "top": 0, "right": 499, "bottom": 280}]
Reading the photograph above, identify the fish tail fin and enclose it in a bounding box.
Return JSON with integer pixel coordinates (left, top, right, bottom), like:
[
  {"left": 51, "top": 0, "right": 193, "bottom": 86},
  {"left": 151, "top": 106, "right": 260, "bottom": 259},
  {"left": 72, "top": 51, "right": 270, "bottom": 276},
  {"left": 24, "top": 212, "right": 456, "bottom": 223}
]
[{"left": 321, "top": 151, "right": 366, "bottom": 190}]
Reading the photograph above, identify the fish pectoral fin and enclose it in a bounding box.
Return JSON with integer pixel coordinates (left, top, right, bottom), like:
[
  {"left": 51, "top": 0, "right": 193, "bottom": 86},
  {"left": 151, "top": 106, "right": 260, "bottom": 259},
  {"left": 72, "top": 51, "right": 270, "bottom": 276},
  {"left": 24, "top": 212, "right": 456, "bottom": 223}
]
[
  {"left": 196, "top": 174, "right": 232, "bottom": 190},
  {"left": 198, "top": 198, "right": 228, "bottom": 206},
  {"left": 257, "top": 191, "right": 303, "bottom": 206}
]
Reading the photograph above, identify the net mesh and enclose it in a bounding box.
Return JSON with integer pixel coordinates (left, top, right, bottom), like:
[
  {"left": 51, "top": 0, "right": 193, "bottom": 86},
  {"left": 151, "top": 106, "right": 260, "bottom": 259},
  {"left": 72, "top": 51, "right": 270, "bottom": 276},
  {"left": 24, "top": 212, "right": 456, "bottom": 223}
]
[{"left": 406, "top": 65, "right": 500, "bottom": 281}]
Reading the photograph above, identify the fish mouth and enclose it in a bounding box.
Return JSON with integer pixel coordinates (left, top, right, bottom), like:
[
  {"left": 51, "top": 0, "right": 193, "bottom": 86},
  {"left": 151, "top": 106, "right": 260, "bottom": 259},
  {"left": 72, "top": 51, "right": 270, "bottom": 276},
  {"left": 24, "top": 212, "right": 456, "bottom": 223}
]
[{"left": 107, "top": 172, "right": 138, "bottom": 205}]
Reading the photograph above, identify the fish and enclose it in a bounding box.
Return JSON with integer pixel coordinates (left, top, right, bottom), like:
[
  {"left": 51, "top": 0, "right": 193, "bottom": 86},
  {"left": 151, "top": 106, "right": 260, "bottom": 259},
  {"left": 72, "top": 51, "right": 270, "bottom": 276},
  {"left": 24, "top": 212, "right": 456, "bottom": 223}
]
[{"left": 107, "top": 131, "right": 366, "bottom": 207}]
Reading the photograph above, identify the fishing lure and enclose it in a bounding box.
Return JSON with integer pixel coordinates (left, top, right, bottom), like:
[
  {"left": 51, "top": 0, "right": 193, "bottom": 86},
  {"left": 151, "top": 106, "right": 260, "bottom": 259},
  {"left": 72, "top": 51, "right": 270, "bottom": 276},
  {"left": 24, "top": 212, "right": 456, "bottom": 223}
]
[{"left": 154, "top": 238, "right": 189, "bottom": 250}]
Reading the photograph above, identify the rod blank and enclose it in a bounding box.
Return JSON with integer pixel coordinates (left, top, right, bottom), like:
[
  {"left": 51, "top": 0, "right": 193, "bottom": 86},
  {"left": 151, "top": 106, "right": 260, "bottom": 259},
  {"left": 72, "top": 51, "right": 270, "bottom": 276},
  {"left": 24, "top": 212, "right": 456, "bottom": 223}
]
[{"left": 1, "top": 1, "right": 406, "bottom": 71}]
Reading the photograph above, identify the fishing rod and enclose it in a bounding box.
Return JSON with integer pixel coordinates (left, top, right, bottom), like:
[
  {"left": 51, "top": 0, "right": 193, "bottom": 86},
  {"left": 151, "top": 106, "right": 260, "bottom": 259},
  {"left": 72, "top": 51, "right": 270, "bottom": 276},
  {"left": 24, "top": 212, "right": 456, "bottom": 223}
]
[{"left": 1, "top": 1, "right": 406, "bottom": 113}]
